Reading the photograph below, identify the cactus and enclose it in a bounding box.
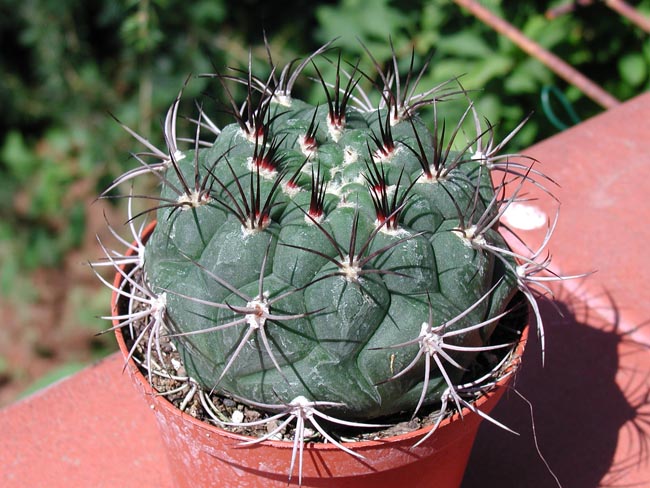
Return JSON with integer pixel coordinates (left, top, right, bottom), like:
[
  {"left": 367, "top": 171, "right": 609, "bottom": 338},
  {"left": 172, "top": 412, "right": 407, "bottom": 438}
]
[{"left": 97, "top": 42, "right": 569, "bottom": 482}]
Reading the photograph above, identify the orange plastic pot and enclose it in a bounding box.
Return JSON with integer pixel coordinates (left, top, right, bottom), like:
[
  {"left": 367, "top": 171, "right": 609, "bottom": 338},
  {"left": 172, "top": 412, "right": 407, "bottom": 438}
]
[{"left": 112, "top": 222, "right": 528, "bottom": 488}]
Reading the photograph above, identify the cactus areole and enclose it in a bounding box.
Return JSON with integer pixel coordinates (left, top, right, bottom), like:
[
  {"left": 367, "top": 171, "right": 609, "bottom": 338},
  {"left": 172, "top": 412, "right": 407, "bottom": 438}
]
[{"left": 101, "top": 43, "right": 558, "bottom": 458}]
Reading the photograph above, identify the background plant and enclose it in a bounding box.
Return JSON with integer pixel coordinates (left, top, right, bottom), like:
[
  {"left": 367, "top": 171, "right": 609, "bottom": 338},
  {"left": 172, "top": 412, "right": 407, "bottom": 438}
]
[{"left": 1, "top": 0, "right": 648, "bottom": 405}]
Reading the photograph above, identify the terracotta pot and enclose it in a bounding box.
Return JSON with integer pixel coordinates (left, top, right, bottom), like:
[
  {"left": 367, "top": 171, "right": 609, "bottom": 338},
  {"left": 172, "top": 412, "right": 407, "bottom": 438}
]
[{"left": 112, "top": 222, "right": 528, "bottom": 488}]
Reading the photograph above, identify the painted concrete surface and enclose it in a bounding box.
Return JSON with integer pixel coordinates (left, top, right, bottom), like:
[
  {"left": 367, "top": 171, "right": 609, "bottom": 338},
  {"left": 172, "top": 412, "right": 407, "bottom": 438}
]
[
  {"left": 0, "top": 353, "right": 172, "bottom": 487},
  {"left": 464, "top": 91, "right": 650, "bottom": 487}
]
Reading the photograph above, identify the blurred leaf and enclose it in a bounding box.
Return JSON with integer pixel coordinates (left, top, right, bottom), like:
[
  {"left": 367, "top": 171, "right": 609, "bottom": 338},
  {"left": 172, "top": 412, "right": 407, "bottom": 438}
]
[
  {"left": 190, "top": 1, "right": 226, "bottom": 24},
  {"left": 1, "top": 132, "right": 38, "bottom": 181},
  {"left": 619, "top": 53, "right": 647, "bottom": 87},
  {"left": 521, "top": 15, "right": 570, "bottom": 51},
  {"left": 436, "top": 31, "right": 494, "bottom": 58},
  {"left": 469, "top": 55, "right": 512, "bottom": 88},
  {"left": 0, "top": 173, "right": 18, "bottom": 208},
  {"left": 316, "top": 0, "right": 410, "bottom": 56},
  {"left": 61, "top": 203, "right": 86, "bottom": 250},
  {"left": 68, "top": 285, "right": 112, "bottom": 333},
  {"left": 18, "top": 362, "right": 87, "bottom": 399},
  {"left": 24, "top": 228, "right": 61, "bottom": 268},
  {"left": 505, "top": 58, "right": 552, "bottom": 94}
]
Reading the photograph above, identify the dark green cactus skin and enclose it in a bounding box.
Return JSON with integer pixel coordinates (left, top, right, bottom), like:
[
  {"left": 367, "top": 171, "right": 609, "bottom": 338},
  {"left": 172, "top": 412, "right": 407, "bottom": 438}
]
[{"left": 144, "top": 97, "right": 518, "bottom": 421}]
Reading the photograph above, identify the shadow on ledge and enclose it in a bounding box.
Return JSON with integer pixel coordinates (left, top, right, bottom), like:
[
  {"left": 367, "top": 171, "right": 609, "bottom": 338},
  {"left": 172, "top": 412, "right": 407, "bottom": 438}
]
[{"left": 462, "top": 291, "right": 650, "bottom": 488}]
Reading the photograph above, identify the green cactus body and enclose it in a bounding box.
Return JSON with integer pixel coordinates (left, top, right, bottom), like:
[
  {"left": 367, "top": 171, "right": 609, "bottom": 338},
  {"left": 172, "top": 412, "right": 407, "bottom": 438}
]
[{"left": 140, "top": 77, "right": 521, "bottom": 421}]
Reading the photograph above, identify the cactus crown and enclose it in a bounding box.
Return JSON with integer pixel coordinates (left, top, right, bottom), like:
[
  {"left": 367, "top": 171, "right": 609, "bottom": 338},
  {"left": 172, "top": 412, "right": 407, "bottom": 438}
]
[{"left": 97, "top": 42, "right": 565, "bottom": 477}]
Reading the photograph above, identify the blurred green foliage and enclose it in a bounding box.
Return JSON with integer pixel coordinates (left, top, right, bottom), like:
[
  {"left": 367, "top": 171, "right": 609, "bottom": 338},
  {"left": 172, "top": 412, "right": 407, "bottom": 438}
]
[{"left": 1, "top": 0, "right": 649, "bottom": 284}]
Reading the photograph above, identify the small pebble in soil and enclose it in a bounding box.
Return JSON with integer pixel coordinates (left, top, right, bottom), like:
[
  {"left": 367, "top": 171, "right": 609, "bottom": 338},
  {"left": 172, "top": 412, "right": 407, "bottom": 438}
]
[
  {"left": 266, "top": 420, "right": 279, "bottom": 434},
  {"left": 303, "top": 427, "right": 316, "bottom": 440},
  {"left": 265, "top": 420, "right": 283, "bottom": 440}
]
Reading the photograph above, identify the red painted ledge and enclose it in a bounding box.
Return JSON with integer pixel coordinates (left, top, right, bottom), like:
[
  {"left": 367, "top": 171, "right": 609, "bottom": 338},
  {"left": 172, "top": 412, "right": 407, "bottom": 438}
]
[
  {"left": 464, "top": 91, "right": 650, "bottom": 487},
  {"left": 2, "top": 93, "right": 649, "bottom": 488},
  {"left": 1, "top": 354, "right": 172, "bottom": 487}
]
